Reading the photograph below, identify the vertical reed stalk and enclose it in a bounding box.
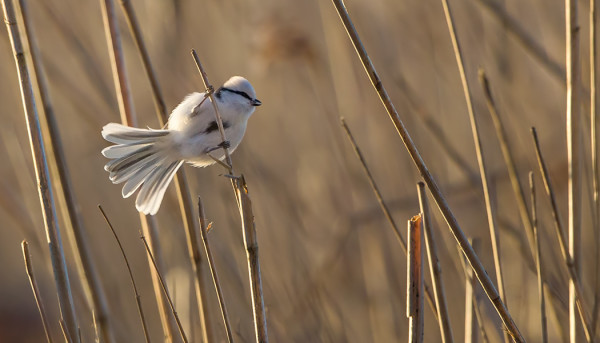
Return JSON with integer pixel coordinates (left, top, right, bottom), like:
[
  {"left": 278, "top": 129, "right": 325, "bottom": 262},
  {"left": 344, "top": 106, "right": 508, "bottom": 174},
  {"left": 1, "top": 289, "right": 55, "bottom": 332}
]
[
  {"left": 98, "top": 206, "right": 150, "bottom": 343},
  {"left": 531, "top": 128, "right": 593, "bottom": 341},
  {"left": 190, "top": 51, "right": 269, "bottom": 343},
  {"left": 198, "top": 197, "right": 234, "bottom": 343},
  {"left": 407, "top": 215, "right": 424, "bottom": 343},
  {"left": 22, "top": 240, "right": 54, "bottom": 343},
  {"left": 329, "top": 1, "right": 523, "bottom": 341},
  {"left": 438, "top": 4, "right": 508, "bottom": 342},
  {"left": 417, "top": 183, "right": 453, "bottom": 343},
  {"left": 2, "top": 1, "right": 79, "bottom": 341},
  {"left": 464, "top": 240, "right": 476, "bottom": 343},
  {"left": 566, "top": 0, "right": 583, "bottom": 341},
  {"left": 529, "top": 173, "right": 548, "bottom": 343},
  {"left": 98, "top": 0, "right": 178, "bottom": 339},
  {"left": 118, "top": 2, "right": 212, "bottom": 340},
  {"left": 15, "top": 1, "right": 114, "bottom": 341}
]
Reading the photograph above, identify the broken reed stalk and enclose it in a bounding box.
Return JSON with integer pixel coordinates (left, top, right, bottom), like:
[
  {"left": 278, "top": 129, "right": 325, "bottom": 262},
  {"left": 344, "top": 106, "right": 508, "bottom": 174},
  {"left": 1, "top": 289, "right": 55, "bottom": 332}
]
[
  {"left": 329, "top": 0, "right": 524, "bottom": 341},
  {"left": 531, "top": 127, "right": 593, "bottom": 341},
  {"left": 21, "top": 240, "right": 54, "bottom": 343},
  {"left": 438, "top": 3, "right": 510, "bottom": 342},
  {"left": 340, "top": 118, "right": 439, "bottom": 318},
  {"left": 478, "top": 69, "right": 535, "bottom": 265},
  {"left": 118, "top": 2, "right": 212, "bottom": 340},
  {"left": 591, "top": 0, "right": 600, "bottom": 333},
  {"left": 2, "top": 1, "right": 80, "bottom": 341},
  {"left": 529, "top": 173, "right": 548, "bottom": 343},
  {"left": 15, "top": 0, "right": 114, "bottom": 341},
  {"left": 407, "top": 215, "right": 424, "bottom": 343},
  {"left": 99, "top": 0, "right": 177, "bottom": 339},
  {"left": 198, "top": 197, "right": 234, "bottom": 343},
  {"left": 98, "top": 206, "right": 150, "bottom": 343},
  {"left": 140, "top": 235, "right": 189, "bottom": 343},
  {"left": 190, "top": 50, "right": 269, "bottom": 343},
  {"left": 566, "top": 0, "right": 584, "bottom": 341},
  {"left": 417, "top": 183, "right": 453, "bottom": 343}
]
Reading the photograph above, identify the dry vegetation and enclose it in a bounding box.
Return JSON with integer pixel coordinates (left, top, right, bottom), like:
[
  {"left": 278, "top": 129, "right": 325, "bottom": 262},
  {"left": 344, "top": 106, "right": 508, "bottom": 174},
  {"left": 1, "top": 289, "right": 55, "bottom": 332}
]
[{"left": 1, "top": 0, "right": 599, "bottom": 342}]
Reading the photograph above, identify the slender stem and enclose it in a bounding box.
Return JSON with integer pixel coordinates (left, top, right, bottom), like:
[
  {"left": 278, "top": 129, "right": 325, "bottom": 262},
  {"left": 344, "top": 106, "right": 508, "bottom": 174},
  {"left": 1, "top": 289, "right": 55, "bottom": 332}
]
[
  {"left": 15, "top": 1, "right": 114, "bottom": 341},
  {"left": 198, "top": 197, "right": 234, "bottom": 343},
  {"left": 21, "top": 240, "right": 54, "bottom": 343},
  {"left": 478, "top": 69, "right": 535, "bottom": 265},
  {"left": 340, "top": 118, "right": 439, "bottom": 317},
  {"left": 529, "top": 173, "right": 548, "bottom": 343},
  {"left": 417, "top": 183, "right": 454, "bottom": 343},
  {"left": 330, "top": 0, "right": 523, "bottom": 341},
  {"left": 118, "top": 2, "right": 212, "bottom": 340},
  {"left": 407, "top": 215, "right": 424, "bottom": 343},
  {"left": 566, "top": 0, "right": 583, "bottom": 341},
  {"left": 2, "top": 1, "right": 79, "bottom": 341},
  {"left": 531, "top": 127, "right": 593, "bottom": 341},
  {"left": 591, "top": 0, "right": 600, "bottom": 335},
  {"left": 140, "top": 234, "right": 189, "bottom": 343},
  {"left": 99, "top": 0, "right": 177, "bottom": 339},
  {"left": 98, "top": 206, "right": 150, "bottom": 343}
]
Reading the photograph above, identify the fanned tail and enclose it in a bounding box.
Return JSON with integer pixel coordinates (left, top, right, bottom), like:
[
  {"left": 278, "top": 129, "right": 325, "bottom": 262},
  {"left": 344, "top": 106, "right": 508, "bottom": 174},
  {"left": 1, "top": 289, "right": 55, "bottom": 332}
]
[{"left": 101, "top": 123, "right": 182, "bottom": 215}]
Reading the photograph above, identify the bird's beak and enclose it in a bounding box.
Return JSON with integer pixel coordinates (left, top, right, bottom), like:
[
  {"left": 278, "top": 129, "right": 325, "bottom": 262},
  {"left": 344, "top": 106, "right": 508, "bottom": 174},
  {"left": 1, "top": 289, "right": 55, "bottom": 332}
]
[{"left": 251, "top": 98, "right": 262, "bottom": 107}]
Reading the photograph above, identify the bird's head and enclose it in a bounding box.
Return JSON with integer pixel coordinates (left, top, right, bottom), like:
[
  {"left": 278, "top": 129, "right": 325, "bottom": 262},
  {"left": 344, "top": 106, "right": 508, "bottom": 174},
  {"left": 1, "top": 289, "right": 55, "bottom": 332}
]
[{"left": 215, "top": 76, "right": 262, "bottom": 113}]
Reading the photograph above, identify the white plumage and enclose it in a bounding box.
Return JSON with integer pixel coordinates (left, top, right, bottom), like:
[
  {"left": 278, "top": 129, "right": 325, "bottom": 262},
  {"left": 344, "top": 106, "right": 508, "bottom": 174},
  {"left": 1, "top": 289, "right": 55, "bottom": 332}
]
[{"left": 101, "top": 76, "right": 261, "bottom": 215}]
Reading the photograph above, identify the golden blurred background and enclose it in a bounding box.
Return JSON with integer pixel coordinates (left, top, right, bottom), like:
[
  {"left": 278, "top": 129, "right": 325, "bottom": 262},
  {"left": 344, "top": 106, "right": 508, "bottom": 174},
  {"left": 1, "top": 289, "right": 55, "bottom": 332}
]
[{"left": 0, "top": 0, "right": 596, "bottom": 342}]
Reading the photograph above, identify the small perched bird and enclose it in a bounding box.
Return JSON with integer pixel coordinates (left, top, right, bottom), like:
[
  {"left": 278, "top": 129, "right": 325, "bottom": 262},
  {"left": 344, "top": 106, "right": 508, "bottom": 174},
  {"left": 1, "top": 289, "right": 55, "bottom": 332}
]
[{"left": 101, "top": 76, "right": 261, "bottom": 215}]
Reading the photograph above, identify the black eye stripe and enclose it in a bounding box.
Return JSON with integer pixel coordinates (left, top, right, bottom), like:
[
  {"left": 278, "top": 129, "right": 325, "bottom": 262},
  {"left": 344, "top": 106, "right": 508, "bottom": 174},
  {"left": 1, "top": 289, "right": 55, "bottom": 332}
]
[{"left": 220, "top": 87, "right": 253, "bottom": 101}]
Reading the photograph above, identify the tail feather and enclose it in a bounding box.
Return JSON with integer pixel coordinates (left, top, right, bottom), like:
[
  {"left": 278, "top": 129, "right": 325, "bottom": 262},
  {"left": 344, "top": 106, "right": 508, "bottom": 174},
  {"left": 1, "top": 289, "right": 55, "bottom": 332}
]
[
  {"left": 136, "top": 161, "right": 183, "bottom": 215},
  {"left": 102, "top": 123, "right": 181, "bottom": 215}
]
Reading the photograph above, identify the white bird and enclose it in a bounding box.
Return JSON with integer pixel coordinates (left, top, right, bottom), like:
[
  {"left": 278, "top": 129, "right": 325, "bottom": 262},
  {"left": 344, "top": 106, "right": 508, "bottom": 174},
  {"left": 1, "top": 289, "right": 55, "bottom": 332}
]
[{"left": 101, "top": 76, "right": 261, "bottom": 215}]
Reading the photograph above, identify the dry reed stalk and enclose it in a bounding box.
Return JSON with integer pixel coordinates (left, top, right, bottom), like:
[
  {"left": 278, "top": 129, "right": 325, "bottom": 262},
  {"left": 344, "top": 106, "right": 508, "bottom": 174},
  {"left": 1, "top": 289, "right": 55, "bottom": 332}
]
[
  {"left": 531, "top": 128, "right": 593, "bottom": 341},
  {"left": 59, "top": 319, "right": 73, "bottom": 343},
  {"left": 566, "top": 0, "right": 583, "bottom": 341},
  {"left": 329, "top": 1, "right": 523, "bottom": 340},
  {"left": 461, "top": 239, "right": 490, "bottom": 343},
  {"left": 98, "top": 0, "right": 178, "bottom": 339},
  {"left": 15, "top": 1, "right": 115, "bottom": 341},
  {"left": 2, "top": 1, "right": 79, "bottom": 341},
  {"left": 22, "top": 240, "right": 54, "bottom": 343},
  {"left": 198, "top": 197, "right": 234, "bottom": 343},
  {"left": 407, "top": 215, "right": 424, "bottom": 343},
  {"left": 437, "top": 5, "right": 509, "bottom": 343},
  {"left": 98, "top": 206, "right": 150, "bottom": 343},
  {"left": 340, "top": 118, "right": 439, "bottom": 317},
  {"left": 591, "top": 0, "right": 600, "bottom": 334},
  {"left": 529, "top": 173, "right": 548, "bottom": 343},
  {"left": 190, "top": 50, "right": 269, "bottom": 343},
  {"left": 118, "top": 2, "right": 212, "bottom": 340},
  {"left": 478, "top": 70, "right": 535, "bottom": 264},
  {"left": 417, "top": 183, "right": 453, "bottom": 343},
  {"left": 141, "top": 235, "right": 189, "bottom": 343}
]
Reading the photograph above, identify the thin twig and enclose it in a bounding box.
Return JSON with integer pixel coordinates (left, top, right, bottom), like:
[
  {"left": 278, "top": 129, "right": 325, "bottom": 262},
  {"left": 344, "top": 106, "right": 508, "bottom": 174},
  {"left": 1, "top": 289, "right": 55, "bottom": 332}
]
[
  {"left": 438, "top": 3, "right": 509, "bottom": 341},
  {"left": 461, "top": 239, "right": 491, "bottom": 343},
  {"left": 417, "top": 183, "right": 454, "bottom": 343},
  {"left": 15, "top": 0, "right": 114, "bottom": 340},
  {"left": 98, "top": 206, "right": 150, "bottom": 343},
  {"left": 591, "top": 0, "right": 600, "bottom": 335},
  {"left": 21, "top": 240, "right": 54, "bottom": 343},
  {"left": 329, "top": 1, "right": 523, "bottom": 340},
  {"left": 529, "top": 173, "right": 548, "bottom": 343},
  {"left": 566, "top": 0, "right": 583, "bottom": 341},
  {"left": 99, "top": 0, "right": 177, "bottom": 339},
  {"left": 407, "top": 215, "right": 424, "bottom": 343},
  {"left": 140, "top": 234, "right": 189, "bottom": 343},
  {"left": 340, "top": 118, "right": 439, "bottom": 318},
  {"left": 478, "top": 69, "right": 535, "bottom": 265},
  {"left": 2, "top": 1, "right": 79, "bottom": 340},
  {"left": 531, "top": 127, "right": 593, "bottom": 341},
  {"left": 198, "top": 197, "right": 234, "bottom": 343},
  {"left": 118, "top": 2, "right": 212, "bottom": 340}
]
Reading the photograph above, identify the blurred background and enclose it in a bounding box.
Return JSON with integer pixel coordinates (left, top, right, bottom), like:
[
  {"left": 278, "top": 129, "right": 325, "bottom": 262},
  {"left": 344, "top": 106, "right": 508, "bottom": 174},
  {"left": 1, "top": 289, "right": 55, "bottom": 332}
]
[{"left": 0, "top": 0, "right": 596, "bottom": 342}]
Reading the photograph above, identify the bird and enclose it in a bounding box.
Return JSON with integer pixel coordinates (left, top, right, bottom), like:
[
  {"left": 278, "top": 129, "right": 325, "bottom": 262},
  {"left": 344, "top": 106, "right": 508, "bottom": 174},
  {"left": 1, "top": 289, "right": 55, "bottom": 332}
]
[{"left": 101, "top": 76, "right": 261, "bottom": 215}]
